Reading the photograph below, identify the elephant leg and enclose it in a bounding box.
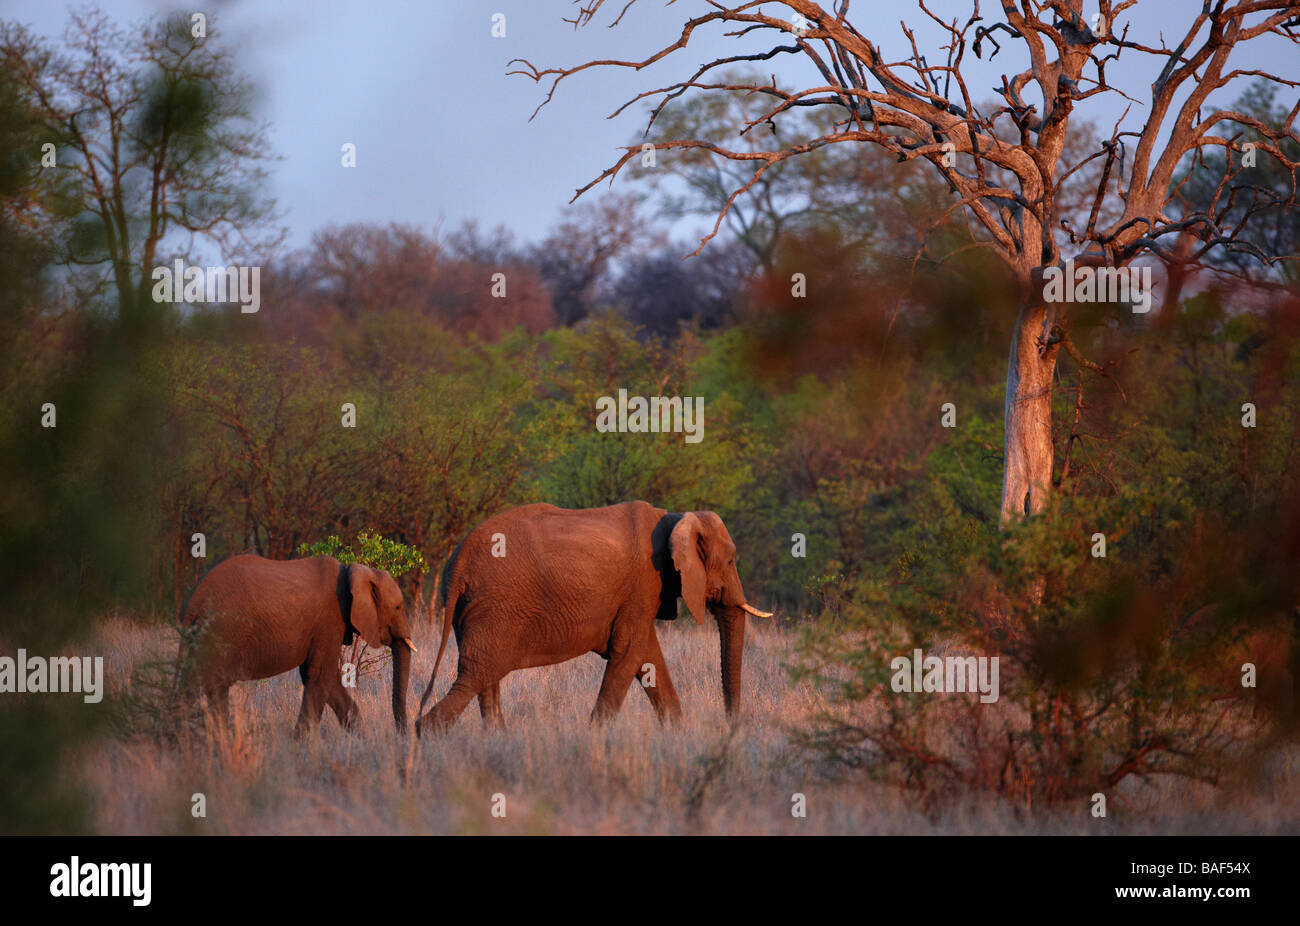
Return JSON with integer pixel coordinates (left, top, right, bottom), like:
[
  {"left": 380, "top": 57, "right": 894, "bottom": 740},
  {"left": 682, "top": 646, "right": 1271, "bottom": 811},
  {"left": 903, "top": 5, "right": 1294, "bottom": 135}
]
[
  {"left": 296, "top": 685, "right": 328, "bottom": 736},
  {"left": 636, "top": 627, "right": 682, "bottom": 723},
  {"left": 478, "top": 681, "right": 504, "bottom": 729},
  {"left": 592, "top": 620, "right": 646, "bottom": 722},
  {"left": 418, "top": 676, "right": 480, "bottom": 733},
  {"left": 419, "top": 621, "right": 503, "bottom": 734},
  {"left": 326, "top": 683, "right": 359, "bottom": 730},
  {"left": 295, "top": 655, "right": 332, "bottom": 736}
]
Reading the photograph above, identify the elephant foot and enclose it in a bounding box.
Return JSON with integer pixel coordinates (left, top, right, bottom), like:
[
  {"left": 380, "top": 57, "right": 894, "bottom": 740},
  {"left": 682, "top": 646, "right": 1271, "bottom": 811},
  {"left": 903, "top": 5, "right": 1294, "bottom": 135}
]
[{"left": 656, "top": 707, "right": 684, "bottom": 727}]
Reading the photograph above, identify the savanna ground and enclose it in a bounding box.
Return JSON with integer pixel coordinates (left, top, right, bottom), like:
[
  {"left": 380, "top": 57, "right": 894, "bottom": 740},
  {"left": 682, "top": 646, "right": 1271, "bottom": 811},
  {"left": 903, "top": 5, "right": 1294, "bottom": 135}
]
[{"left": 89, "top": 613, "right": 1300, "bottom": 836}]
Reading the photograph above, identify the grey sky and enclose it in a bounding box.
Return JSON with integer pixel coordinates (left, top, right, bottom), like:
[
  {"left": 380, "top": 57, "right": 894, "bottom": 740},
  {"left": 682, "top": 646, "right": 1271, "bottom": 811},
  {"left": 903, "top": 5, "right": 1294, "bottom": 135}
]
[{"left": 8, "top": 1, "right": 1297, "bottom": 254}]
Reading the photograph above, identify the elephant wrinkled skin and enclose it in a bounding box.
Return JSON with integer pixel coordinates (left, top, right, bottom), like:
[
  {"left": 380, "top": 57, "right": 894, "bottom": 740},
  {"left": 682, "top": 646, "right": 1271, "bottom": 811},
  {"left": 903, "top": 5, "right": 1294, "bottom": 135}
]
[
  {"left": 415, "top": 501, "right": 772, "bottom": 734},
  {"left": 178, "top": 554, "right": 416, "bottom": 734}
]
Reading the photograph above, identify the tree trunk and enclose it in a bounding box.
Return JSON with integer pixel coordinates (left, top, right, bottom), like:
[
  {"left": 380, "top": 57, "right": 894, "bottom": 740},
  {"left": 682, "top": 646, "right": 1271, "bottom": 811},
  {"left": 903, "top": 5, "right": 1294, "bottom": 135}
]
[
  {"left": 1001, "top": 300, "right": 1061, "bottom": 523},
  {"left": 409, "top": 571, "right": 424, "bottom": 615}
]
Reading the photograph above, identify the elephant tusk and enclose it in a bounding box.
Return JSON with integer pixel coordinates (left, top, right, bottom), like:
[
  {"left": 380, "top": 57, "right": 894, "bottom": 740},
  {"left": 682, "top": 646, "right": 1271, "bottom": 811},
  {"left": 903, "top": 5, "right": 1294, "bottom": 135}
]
[
  {"left": 741, "top": 603, "right": 774, "bottom": 618},
  {"left": 400, "top": 637, "right": 418, "bottom": 654}
]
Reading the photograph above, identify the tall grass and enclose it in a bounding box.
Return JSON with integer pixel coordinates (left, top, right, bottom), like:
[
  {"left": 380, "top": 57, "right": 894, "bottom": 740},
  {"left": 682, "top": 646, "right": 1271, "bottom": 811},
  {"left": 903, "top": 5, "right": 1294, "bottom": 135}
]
[{"left": 82, "top": 615, "right": 1300, "bottom": 835}]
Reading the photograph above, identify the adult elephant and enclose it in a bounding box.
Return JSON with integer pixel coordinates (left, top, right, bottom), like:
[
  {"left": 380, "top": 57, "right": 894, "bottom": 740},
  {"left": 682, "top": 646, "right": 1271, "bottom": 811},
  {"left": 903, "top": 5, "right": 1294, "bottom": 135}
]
[
  {"left": 414, "top": 501, "right": 772, "bottom": 734},
  {"left": 178, "top": 554, "right": 418, "bottom": 734}
]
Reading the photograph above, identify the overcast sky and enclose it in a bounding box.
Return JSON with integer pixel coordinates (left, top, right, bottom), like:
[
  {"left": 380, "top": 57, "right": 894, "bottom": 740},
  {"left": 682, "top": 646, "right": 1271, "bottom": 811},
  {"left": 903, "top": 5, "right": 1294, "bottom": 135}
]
[{"left": 7, "top": 1, "right": 1298, "bottom": 253}]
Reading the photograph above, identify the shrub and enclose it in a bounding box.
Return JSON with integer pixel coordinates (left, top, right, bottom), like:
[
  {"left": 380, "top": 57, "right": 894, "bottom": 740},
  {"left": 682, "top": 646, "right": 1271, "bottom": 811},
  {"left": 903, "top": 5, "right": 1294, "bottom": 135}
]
[{"left": 297, "top": 531, "right": 427, "bottom": 579}]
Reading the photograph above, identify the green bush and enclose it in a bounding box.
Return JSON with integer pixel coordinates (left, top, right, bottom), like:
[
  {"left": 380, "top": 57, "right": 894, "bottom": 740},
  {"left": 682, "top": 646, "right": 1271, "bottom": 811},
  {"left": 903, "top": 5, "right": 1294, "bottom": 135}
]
[{"left": 297, "top": 531, "right": 428, "bottom": 579}]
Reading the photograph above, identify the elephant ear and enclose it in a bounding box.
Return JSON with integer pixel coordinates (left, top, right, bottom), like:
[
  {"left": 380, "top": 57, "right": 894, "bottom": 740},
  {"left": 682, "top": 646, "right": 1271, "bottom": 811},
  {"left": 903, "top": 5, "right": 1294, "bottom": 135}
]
[
  {"left": 347, "top": 564, "right": 384, "bottom": 648},
  {"left": 669, "top": 513, "right": 709, "bottom": 625}
]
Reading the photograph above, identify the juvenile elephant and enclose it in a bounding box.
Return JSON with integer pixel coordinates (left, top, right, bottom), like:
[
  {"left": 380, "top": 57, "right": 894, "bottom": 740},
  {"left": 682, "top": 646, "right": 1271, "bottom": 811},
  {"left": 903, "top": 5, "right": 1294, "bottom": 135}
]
[
  {"left": 415, "top": 501, "right": 772, "bottom": 734},
  {"left": 178, "top": 554, "right": 417, "bottom": 734}
]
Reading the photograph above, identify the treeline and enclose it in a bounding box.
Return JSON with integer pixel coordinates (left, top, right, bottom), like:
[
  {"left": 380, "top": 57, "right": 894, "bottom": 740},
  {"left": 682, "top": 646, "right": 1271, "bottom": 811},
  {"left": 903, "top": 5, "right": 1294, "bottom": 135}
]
[
  {"left": 18, "top": 227, "right": 1298, "bottom": 647},
  {"left": 236, "top": 199, "right": 755, "bottom": 347},
  {"left": 8, "top": 198, "right": 1012, "bottom": 622}
]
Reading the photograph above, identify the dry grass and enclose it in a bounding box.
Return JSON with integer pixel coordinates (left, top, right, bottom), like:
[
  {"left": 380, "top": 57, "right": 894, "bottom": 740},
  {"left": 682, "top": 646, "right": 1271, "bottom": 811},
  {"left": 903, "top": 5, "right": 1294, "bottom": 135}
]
[{"left": 80, "top": 614, "right": 1300, "bottom": 835}]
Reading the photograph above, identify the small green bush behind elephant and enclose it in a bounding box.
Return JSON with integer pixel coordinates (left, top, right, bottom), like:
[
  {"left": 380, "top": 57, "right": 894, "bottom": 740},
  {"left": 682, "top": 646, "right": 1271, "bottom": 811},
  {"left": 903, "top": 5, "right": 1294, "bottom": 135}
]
[
  {"left": 416, "top": 501, "right": 772, "bottom": 734},
  {"left": 177, "top": 554, "right": 417, "bottom": 734}
]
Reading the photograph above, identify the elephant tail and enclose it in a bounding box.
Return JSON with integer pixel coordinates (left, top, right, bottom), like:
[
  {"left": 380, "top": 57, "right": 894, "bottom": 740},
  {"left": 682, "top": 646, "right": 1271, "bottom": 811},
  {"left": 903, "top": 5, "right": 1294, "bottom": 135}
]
[{"left": 419, "top": 572, "right": 461, "bottom": 715}]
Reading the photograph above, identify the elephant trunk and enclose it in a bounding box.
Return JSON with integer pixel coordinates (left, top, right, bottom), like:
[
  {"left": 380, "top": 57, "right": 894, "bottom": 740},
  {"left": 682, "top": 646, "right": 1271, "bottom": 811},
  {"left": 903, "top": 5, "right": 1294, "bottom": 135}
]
[
  {"left": 391, "top": 637, "right": 412, "bottom": 732},
  {"left": 717, "top": 607, "right": 746, "bottom": 721}
]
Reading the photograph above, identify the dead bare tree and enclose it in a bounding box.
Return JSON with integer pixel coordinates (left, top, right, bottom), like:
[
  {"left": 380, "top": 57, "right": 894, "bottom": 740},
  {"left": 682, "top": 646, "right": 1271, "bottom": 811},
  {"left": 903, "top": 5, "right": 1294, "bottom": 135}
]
[{"left": 512, "top": 0, "right": 1300, "bottom": 524}]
